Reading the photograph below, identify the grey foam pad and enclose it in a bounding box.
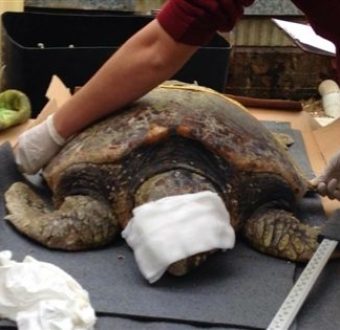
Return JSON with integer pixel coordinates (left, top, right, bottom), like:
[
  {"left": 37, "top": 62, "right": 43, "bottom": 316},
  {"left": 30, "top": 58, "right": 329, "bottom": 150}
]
[
  {"left": 95, "top": 316, "right": 251, "bottom": 330},
  {"left": 0, "top": 121, "right": 330, "bottom": 329},
  {"left": 293, "top": 260, "right": 340, "bottom": 330}
]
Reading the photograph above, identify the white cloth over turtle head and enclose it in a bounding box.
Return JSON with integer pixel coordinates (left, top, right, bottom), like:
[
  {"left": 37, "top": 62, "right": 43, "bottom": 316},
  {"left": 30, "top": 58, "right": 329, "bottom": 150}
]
[{"left": 122, "top": 191, "right": 235, "bottom": 283}]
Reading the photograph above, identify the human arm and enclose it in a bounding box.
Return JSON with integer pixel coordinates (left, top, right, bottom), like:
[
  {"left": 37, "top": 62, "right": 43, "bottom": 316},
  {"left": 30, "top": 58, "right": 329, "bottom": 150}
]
[
  {"left": 15, "top": 0, "right": 255, "bottom": 174},
  {"left": 53, "top": 0, "right": 254, "bottom": 138},
  {"left": 291, "top": 0, "right": 340, "bottom": 82},
  {"left": 53, "top": 19, "right": 199, "bottom": 138},
  {"left": 291, "top": 0, "right": 340, "bottom": 200},
  {"left": 15, "top": 19, "right": 199, "bottom": 174}
]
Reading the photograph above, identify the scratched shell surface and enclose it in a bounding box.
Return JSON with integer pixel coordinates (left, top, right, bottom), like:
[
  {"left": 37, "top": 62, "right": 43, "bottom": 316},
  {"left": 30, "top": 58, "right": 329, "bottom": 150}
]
[{"left": 43, "top": 84, "right": 308, "bottom": 197}]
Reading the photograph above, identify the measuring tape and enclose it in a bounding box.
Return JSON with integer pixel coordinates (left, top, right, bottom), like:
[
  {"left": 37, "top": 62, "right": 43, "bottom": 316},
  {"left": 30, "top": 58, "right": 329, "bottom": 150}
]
[{"left": 267, "top": 209, "right": 340, "bottom": 330}]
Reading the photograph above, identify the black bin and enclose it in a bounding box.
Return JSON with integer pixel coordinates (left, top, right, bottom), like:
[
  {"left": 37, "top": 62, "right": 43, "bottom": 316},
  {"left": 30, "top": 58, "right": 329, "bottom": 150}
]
[{"left": 1, "top": 12, "right": 231, "bottom": 117}]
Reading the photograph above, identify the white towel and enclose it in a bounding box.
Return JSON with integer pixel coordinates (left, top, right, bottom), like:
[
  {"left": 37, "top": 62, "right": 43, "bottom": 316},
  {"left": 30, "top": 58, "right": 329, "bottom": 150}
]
[
  {"left": 0, "top": 251, "right": 96, "bottom": 330},
  {"left": 122, "top": 191, "right": 235, "bottom": 283}
]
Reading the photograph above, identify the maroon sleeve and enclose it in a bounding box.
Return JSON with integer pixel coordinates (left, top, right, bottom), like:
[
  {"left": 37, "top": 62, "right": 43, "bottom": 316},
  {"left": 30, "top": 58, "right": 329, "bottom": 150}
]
[
  {"left": 292, "top": 0, "right": 339, "bottom": 45},
  {"left": 292, "top": 0, "right": 340, "bottom": 81},
  {"left": 156, "top": 0, "right": 255, "bottom": 46}
]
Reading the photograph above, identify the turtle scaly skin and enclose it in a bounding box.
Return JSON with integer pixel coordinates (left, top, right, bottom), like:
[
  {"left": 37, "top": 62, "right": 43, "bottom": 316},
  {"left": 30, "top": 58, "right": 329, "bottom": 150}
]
[{"left": 5, "top": 82, "right": 322, "bottom": 276}]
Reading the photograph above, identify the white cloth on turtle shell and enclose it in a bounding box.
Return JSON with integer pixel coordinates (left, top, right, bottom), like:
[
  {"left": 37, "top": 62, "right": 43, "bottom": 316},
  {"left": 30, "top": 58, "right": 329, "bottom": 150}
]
[
  {"left": 122, "top": 191, "right": 235, "bottom": 283},
  {"left": 0, "top": 250, "right": 96, "bottom": 330}
]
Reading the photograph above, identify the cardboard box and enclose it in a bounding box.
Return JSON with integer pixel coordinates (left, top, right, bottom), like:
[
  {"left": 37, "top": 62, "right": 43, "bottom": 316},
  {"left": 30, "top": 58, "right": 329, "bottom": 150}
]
[
  {"left": 1, "top": 76, "right": 339, "bottom": 214},
  {"left": 250, "top": 107, "right": 340, "bottom": 215}
]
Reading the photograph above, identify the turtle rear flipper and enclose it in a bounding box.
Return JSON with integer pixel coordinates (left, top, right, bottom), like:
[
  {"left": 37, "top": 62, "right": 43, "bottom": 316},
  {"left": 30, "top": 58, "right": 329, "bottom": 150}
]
[
  {"left": 5, "top": 182, "right": 119, "bottom": 250},
  {"left": 243, "top": 208, "right": 320, "bottom": 262}
]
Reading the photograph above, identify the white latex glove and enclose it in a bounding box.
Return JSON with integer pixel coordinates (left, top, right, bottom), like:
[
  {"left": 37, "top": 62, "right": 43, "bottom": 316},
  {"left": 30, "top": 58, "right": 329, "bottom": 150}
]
[
  {"left": 0, "top": 250, "right": 96, "bottom": 330},
  {"left": 311, "top": 150, "right": 340, "bottom": 200},
  {"left": 14, "top": 114, "right": 65, "bottom": 174}
]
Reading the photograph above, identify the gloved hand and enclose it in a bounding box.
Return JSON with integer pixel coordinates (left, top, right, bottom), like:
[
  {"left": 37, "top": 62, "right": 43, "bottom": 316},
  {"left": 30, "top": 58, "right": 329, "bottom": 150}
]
[
  {"left": 311, "top": 150, "right": 340, "bottom": 200},
  {"left": 14, "top": 114, "right": 65, "bottom": 175}
]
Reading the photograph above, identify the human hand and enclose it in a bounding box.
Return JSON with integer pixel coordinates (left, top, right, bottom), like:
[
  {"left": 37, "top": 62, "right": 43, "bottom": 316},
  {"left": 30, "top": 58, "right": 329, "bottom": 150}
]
[
  {"left": 311, "top": 150, "right": 340, "bottom": 200},
  {"left": 14, "top": 114, "right": 65, "bottom": 174}
]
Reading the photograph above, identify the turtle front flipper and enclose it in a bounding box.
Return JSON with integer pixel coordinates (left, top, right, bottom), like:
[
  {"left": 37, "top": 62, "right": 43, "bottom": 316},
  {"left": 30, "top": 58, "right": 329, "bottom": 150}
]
[
  {"left": 5, "top": 182, "right": 119, "bottom": 250},
  {"left": 243, "top": 208, "right": 320, "bottom": 262}
]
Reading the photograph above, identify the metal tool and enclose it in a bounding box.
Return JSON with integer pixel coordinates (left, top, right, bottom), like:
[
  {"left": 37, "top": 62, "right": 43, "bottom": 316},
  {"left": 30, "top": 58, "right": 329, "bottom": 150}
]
[{"left": 267, "top": 209, "right": 340, "bottom": 330}]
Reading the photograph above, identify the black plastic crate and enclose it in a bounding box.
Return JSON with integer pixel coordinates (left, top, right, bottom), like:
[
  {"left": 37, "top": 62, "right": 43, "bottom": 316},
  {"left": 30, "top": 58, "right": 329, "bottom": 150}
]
[{"left": 1, "top": 12, "right": 231, "bottom": 117}]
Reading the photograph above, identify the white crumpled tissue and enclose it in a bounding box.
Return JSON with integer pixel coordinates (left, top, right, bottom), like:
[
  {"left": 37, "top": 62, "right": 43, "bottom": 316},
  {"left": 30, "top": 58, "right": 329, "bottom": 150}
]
[
  {"left": 0, "top": 250, "right": 96, "bottom": 330},
  {"left": 122, "top": 191, "right": 235, "bottom": 283}
]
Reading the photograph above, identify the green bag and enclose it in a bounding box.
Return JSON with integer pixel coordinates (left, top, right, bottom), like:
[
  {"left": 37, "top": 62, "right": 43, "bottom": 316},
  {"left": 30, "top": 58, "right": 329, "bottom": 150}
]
[{"left": 0, "top": 89, "right": 31, "bottom": 131}]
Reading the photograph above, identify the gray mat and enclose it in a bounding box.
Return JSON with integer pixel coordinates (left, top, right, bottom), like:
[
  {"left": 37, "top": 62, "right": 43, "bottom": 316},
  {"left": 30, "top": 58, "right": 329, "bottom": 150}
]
[
  {"left": 295, "top": 260, "right": 340, "bottom": 330},
  {"left": 0, "top": 122, "right": 330, "bottom": 329},
  {"left": 0, "top": 316, "right": 252, "bottom": 330},
  {"left": 95, "top": 316, "right": 252, "bottom": 330}
]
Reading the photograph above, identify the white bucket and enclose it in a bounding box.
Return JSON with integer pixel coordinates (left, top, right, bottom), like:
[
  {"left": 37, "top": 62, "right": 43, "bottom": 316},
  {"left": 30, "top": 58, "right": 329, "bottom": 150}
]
[{"left": 319, "top": 80, "right": 340, "bottom": 118}]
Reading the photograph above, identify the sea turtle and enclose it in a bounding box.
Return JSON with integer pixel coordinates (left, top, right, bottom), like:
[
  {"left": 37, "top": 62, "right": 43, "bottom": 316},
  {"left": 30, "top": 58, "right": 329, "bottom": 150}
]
[{"left": 5, "top": 82, "right": 320, "bottom": 277}]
